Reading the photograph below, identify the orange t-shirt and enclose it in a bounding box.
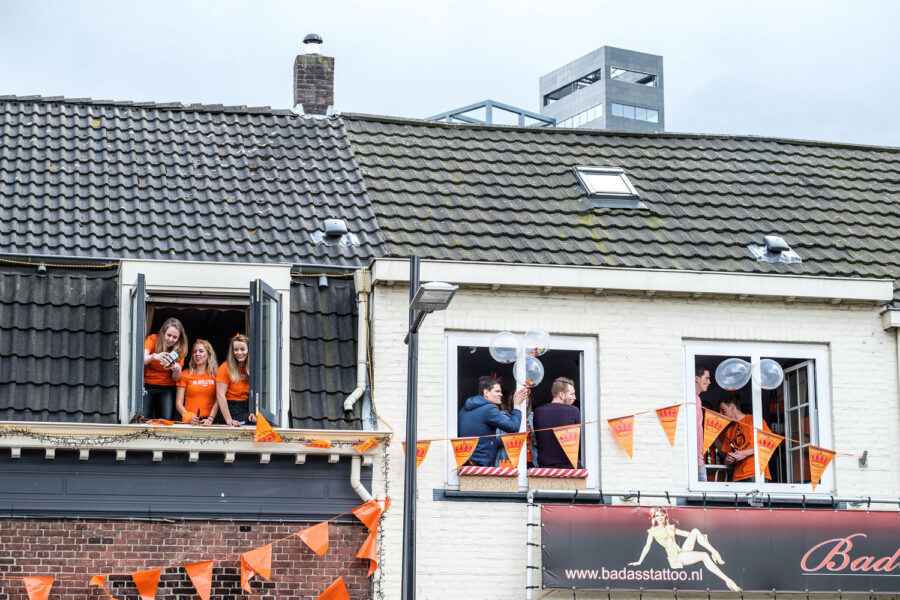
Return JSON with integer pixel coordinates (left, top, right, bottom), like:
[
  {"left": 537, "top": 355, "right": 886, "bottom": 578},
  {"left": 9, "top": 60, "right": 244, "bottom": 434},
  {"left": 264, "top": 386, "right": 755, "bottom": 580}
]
[
  {"left": 216, "top": 363, "right": 249, "bottom": 403},
  {"left": 722, "top": 414, "right": 772, "bottom": 481},
  {"left": 143, "top": 334, "right": 185, "bottom": 386},
  {"left": 176, "top": 370, "right": 217, "bottom": 418}
]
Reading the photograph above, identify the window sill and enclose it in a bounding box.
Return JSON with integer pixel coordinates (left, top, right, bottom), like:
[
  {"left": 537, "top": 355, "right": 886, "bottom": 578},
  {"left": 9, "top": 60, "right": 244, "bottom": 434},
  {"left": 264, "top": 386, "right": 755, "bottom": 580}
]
[{"left": 0, "top": 421, "right": 386, "bottom": 464}]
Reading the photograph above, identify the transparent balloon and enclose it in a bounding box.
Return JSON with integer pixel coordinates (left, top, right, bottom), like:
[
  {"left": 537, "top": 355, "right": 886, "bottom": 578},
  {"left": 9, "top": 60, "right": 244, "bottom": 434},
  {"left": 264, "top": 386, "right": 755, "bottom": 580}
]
[
  {"left": 715, "top": 358, "right": 751, "bottom": 391},
  {"left": 752, "top": 359, "right": 784, "bottom": 390},
  {"left": 523, "top": 329, "right": 550, "bottom": 357},
  {"left": 489, "top": 331, "right": 518, "bottom": 364},
  {"left": 514, "top": 355, "right": 545, "bottom": 389}
]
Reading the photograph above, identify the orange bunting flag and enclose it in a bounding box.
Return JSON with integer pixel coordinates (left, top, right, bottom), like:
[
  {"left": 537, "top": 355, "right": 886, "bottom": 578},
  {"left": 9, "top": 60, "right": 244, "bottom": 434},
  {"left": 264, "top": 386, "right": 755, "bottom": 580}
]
[
  {"left": 317, "top": 576, "right": 350, "bottom": 600},
  {"left": 306, "top": 439, "right": 332, "bottom": 449},
  {"left": 552, "top": 424, "right": 582, "bottom": 469},
  {"left": 181, "top": 410, "right": 197, "bottom": 424},
  {"left": 808, "top": 445, "right": 836, "bottom": 491},
  {"left": 23, "top": 577, "right": 53, "bottom": 600},
  {"left": 352, "top": 499, "right": 384, "bottom": 531},
  {"left": 357, "top": 529, "right": 379, "bottom": 577},
  {"left": 607, "top": 415, "right": 635, "bottom": 459},
  {"left": 145, "top": 419, "right": 174, "bottom": 426},
  {"left": 184, "top": 561, "right": 214, "bottom": 600},
  {"left": 241, "top": 544, "right": 273, "bottom": 592},
  {"left": 298, "top": 521, "right": 329, "bottom": 555},
  {"left": 401, "top": 441, "right": 431, "bottom": 468},
  {"left": 254, "top": 412, "right": 283, "bottom": 442},
  {"left": 702, "top": 409, "right": 730, "bottom": 453},
  {"left": 89, "top": 575, "right": 117, "bottom": 600},
  {"left": 354, "top": 437, "right": 379, "bottom": 453},
  {"left": 500, "top": 432, "right": 527, "bottom": 466},
  {"left": 450, "top": 437, "right": 478, "bottom": 468},
  {"left": 755, "top": 430, "right": 784, "bottom": 477},
  {"left": 655, "top": 405, "right": 680, "bottom": 446},
  {"left": 132, "top": 568, "right": 161, "bottom": 600}
]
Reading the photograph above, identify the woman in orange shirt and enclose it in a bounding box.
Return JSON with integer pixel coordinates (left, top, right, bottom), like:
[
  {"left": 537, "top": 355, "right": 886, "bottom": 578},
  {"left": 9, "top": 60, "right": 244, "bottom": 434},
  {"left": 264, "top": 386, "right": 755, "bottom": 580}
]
[
  {"left": 142, "top": 318, "right": 187, "bottom": 420},
  {"left": 216, "top": 334, "right": 255, "bottom": 426},
  {"left": 175, "top": 339, "right": 219, "bottom": 425}
]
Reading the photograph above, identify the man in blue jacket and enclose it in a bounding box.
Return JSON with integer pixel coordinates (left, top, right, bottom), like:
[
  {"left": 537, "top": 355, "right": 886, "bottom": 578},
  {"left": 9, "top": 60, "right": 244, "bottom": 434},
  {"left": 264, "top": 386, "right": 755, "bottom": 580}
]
[{"left": 458, "top": 375, "right": 529, "bottom": 467}]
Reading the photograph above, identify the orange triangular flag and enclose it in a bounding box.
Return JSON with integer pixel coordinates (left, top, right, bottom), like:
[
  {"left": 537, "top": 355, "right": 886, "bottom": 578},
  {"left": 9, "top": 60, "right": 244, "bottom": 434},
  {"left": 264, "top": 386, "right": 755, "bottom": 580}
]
[
  {"left": 401, "top": 441, "right": 431, "bottom": 468},
  {"left": 500, "top": 432, "right": 527, "bottom": 466},
  {"left": 702, "top": 409, "right": 730, "bottom": 453},
  {"left": 352, "top": 499, "right": 384, "bottom": 531},
  {"left": 306, "top": 439, "right": 332, "bottom": 448},
  {"left": 89, "top": 575, "right": 117, "bottom": 600},
  {"left": 145, "top": 419, "right": 174, "bottom": 426},
  {"left": 181, "top": 410, "right": 197, "bottom": 424},
  {"left": 240, "top": 557, "right": 255, "bottom": 593},
  {"left": 298, "top": 521, "right": 329, "bottom": 555},
  {"left": 23, "top": 577, "right": 53, "bottom": 600},
  {"left": 607, "top": 415, "right": 635, "bottom": 459},
  {"left": 450, "top": 437, "right": 478, "bottom": 468},
  {"left": 242, "top": 544, "right": 272, "bottom": 582},
  {"left": 552, "top": 424, "right": 581, "bottom": 468},
  {"left": 317, "top": 576, "right": 350, "bottom": 600},
  {"left": 356, "top": 529, "right": 379, "bottom": 577},
  {"left": 184, "top": 561, "right": 214, "bottom": 600},
  {"left": 254, "top": 412, "right": 283, "bottom": 442},
  {"left": 655, "top": 405, "right": 680, "bottom": 446},
  {"left": 755, "top": 430, "right": 784, "bottom": 477},
  {"left": 354, "top": 437, "right": 379, "bottom": 453},
  {"left": 808, "top": 445, "right": 836, "bottom": 491},
  {"left": 131, "top": 569, "right": 161, "bottom": 600}
]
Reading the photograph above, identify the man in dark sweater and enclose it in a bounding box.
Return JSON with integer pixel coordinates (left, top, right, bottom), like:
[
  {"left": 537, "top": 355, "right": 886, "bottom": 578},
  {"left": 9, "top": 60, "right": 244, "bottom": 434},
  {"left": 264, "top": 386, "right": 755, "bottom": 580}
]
[{"left": 532, "top": 377, "right": 583, "bottom": 468}]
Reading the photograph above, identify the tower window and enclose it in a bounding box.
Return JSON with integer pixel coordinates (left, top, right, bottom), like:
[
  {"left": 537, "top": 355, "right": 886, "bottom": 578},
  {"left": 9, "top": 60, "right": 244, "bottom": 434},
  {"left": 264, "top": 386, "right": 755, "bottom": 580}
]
[{"left": 610, "top": 67, "right": 658, "bottom": 86}]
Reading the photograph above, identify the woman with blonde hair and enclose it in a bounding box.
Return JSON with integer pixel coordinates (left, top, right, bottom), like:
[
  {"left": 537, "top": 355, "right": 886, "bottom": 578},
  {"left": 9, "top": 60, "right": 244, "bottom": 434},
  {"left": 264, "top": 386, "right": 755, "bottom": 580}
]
[
  {"left": 142, "top": 317, "right": 188, "bottom": 420},
  {"left": 175, "top": 339, "right": 219, "bottom": 425},
  {"left": 629, "top": 507, "right": 740, "bottom": 592},
  {"left": 216, "top": 334, "right": 255, "bottom": 426}
]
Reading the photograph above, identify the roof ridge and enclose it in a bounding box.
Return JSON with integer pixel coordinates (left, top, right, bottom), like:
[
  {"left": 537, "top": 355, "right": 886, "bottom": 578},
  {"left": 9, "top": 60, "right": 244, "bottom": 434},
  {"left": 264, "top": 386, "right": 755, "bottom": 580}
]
[
  {"left": 341, "top": 112, "right": 900, "bottom": 153},
  {"left": 0, "top": 94, "right": 304, "bottom": 117}
]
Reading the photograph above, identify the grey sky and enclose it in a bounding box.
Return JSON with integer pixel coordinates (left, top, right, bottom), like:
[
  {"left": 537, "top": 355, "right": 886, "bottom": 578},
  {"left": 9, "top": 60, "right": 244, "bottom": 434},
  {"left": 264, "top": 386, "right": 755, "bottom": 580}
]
[{"left": 2, "top": 0, "right": 899, "bottom": 146}]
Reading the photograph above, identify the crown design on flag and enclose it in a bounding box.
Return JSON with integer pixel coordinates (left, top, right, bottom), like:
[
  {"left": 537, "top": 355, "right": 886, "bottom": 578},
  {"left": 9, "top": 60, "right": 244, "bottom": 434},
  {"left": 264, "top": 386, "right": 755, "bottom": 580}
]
[
  {"left": 704, "top": 416, "right": 726, "bottom": 431},
  {"left": 557, "top": 429, "right": 579, "bottom": 443},
  {"left": 455, "top": 440, "right": 475, "bottom": 452},
  {"left": 611, "top": 420, "right": 633, "bottom": 436},
  {"left": 809, "top": 449, "right": 830, "bottom": 468},
  {"left": 758, "top": 435, "right": 779, "bottom": 451},
  {"left": 657, "top": 408, "right": 678, "bottom": 420}
]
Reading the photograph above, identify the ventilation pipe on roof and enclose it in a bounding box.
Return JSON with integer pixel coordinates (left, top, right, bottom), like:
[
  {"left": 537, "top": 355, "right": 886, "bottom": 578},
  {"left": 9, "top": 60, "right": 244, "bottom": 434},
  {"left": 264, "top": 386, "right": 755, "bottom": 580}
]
[{"left": 344, "top": 270, "right": 370, "bottom": 412}]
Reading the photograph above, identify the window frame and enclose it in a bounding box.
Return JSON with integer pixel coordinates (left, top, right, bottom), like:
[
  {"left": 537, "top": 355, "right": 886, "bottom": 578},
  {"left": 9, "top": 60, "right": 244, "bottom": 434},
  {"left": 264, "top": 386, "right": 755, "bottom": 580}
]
[
  {"left": 444, "top": 331, "right": 599, "bottom": 491},
  {"left": 119, "top": 260, "right": 291, "bottom": 427},
  {"left": 683, "top": 340, "right": 834, "bottom": 494}
]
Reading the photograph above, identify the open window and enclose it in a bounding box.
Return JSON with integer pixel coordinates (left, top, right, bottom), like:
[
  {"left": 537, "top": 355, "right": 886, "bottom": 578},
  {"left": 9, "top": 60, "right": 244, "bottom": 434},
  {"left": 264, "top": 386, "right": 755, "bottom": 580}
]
[
  {"left": 249, "top": 279, "right": 282, "bottom": 426},
  {"left": 684, "top": 341, "right": 833, "bottom": 493},
  {"left": 128, "top": 273, "right": 146, "bottom": 423},
  {"left": 445, "top": 332, "right": 598, "bottom": 491}
]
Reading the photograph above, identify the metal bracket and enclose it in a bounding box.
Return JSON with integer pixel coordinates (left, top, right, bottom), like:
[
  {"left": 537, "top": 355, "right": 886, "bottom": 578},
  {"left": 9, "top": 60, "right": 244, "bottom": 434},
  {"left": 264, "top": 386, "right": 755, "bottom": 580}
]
[{"left": 858, "top": 450, "right": 868, "bottom": 468}]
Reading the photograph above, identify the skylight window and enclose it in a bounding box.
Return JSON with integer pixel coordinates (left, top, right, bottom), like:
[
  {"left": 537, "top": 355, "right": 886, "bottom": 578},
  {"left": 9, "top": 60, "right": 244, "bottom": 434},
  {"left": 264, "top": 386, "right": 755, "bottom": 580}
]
[{"left": 573, "top": 166, "right": 646, "bottom": 209}]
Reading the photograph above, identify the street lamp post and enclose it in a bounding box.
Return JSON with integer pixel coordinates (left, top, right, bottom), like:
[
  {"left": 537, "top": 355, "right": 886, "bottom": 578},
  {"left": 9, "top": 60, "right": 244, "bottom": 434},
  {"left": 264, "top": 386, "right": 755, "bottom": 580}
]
[{"left": 401, "top": 255, "right": 457, "bottom": 600}]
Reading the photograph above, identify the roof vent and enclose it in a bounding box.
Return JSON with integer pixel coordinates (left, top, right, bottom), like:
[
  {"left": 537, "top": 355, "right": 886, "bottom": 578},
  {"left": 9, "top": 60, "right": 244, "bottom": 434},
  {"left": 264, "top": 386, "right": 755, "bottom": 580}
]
[
  {"left": 748, "top": 235, "right": 801, "bottom": 264},
  {"left": 303, "top": 33, "right": 323, "bottom": 55},
  {"left": 312, "top": 218, "right": 359, "bottom": 247},
  {"left": 324, "top": 218, "right": 348, "bottom": 237},
  {"left": 573, "top": 166, "right": 646, "bottom": 209}
]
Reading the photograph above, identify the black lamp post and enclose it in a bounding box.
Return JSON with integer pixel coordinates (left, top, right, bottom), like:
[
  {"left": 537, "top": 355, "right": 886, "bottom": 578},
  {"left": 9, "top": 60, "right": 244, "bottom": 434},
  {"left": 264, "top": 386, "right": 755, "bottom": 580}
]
[{"left": 401, "top": 255, "right": 457, "bottom": 600}]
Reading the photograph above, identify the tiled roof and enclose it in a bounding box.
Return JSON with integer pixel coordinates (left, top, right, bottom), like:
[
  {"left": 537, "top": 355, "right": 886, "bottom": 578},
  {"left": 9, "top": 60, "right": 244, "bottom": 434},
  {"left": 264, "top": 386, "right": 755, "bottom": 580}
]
[
  {"left": 290, "top": 276, "right": 362, "bottom": 430},
  {"left": 344, "top": 114, "right": 900, "bottom": 301},
  {"left": 0, "top": 267, "right": 118, "bottom": 422},
  {"left": 0, "top": 96, "right": 385, "bottom": 267}
]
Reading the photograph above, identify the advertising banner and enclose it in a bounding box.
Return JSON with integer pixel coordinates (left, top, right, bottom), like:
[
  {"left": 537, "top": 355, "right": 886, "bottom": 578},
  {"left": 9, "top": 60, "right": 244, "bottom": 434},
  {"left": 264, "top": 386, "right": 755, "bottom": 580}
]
[{"left": 542, "top": 505, "right": 900, "bottom": 592}]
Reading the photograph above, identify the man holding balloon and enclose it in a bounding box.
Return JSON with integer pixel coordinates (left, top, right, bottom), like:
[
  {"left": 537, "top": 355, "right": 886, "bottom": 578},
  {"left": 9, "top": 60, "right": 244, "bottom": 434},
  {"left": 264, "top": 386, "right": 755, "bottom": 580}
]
[{"left": 458, "top": 375, "right": 529, "bottom": 467}]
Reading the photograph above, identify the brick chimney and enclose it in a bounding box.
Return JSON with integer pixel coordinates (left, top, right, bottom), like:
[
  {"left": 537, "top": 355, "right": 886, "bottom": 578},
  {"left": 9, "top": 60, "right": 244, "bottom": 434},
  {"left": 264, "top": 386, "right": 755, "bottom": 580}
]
[{"left": 293, "top": 34, "right": 334, "bottom": 115}]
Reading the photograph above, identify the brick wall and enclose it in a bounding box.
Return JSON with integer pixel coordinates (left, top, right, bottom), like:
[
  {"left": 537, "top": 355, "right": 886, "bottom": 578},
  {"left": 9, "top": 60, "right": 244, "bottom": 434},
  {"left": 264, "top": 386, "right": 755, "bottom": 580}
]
[
  {"left": 367, "top": 281, "right": 900, "bottom": 599},
  {"left": 0, "top": 519, "right": 371, "bottom": 600},
  {"left": 293, "top": 55, "right": 334, "bottom": 115}
]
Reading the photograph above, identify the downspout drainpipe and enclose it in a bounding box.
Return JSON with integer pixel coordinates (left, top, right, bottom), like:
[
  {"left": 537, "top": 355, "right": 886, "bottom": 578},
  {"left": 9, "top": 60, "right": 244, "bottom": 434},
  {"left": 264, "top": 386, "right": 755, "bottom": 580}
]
[
  {"left": 343, "top": 270, "right": 369, "bottom": 412},
  {"left": 349, "top": 455, "right": 372, "bottom": 503},
  {"left": 526, "top": 489, "right": 536, "bottom": 600}
]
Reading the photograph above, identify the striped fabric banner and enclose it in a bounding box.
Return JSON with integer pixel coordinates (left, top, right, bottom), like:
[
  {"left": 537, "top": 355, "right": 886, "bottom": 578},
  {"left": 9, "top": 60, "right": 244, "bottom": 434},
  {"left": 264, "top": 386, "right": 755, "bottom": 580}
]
[
  {"left": 527, "top": 468, "right": 589, "bottom": 478},
  {"left": 457, "top": 466, "right": 519, "bottom": 476}
]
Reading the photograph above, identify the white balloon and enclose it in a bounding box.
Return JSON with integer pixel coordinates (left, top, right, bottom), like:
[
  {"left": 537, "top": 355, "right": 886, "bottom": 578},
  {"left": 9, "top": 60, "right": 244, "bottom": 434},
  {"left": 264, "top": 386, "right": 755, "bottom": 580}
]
[
  {"left": 752, "top": 359, "right": 784, "bottom": 390},
  {"left": 715, "top": 358, "right": 751, "bottom": 391},
  {"left": 523, "top": 329, "right": 550, "bottom": 357},
  {"left": 514, "top": 355, "right": 545, "bottom": 389},
  {"left": 489, "top": 331, "right": 518, "bottom": 364}
]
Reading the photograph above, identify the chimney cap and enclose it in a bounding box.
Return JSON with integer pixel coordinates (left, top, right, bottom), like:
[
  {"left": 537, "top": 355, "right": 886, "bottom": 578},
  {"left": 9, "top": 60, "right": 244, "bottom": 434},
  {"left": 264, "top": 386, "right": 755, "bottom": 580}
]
[{"left": 303, "top": 33, "right": 323, "bottom": 45}]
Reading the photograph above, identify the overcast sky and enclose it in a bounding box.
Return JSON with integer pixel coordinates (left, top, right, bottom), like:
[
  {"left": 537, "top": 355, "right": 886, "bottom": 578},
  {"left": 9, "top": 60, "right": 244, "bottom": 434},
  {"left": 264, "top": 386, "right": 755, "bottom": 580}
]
[{"left": 2, "top": 0, "right": 899, "bottom": 146}]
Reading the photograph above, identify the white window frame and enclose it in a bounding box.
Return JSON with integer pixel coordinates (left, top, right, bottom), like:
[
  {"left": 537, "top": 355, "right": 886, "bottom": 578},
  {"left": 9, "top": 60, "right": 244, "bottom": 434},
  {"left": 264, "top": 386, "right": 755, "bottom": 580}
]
[
  {"left": 118, "top": 259, "right": 291, "bottom": 426},
  {"left": 684, "top": 340, "right": 834, "bottom": 494},
  {"left": 445, "top": 332, "right": 599, "bottom": 491}
]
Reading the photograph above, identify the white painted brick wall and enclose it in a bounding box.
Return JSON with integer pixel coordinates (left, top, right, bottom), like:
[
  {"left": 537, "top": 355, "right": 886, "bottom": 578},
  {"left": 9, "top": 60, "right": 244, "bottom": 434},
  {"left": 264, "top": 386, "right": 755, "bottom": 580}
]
[{"left": 368, "top": 284, "right": 900, "bottom": 600}]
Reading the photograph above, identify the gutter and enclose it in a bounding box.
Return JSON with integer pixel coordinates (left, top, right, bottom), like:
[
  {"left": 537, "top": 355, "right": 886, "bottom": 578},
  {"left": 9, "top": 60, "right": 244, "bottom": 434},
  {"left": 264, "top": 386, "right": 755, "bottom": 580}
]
[{"left": 343, "top": 270, "right": 370, "bottom": 412}]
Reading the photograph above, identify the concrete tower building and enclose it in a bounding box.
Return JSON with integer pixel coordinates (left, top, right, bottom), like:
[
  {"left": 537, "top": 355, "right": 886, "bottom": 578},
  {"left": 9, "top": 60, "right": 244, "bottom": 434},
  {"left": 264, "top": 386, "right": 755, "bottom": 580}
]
[{"left": 539, "top": 46, "right": 664, "bottom": 132}]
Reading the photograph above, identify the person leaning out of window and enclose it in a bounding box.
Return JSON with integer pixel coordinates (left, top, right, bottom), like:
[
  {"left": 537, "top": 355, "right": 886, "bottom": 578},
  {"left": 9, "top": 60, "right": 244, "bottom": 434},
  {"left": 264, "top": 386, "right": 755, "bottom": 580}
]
[
  {"left": 175, "top": 339, "right": 219, "bottom": 425},
  {"left": 142, "top": 318, "right": 188, "bottom": 420},
  {"left": 216, "top": 333, "right": 255, "bottom": 427}
]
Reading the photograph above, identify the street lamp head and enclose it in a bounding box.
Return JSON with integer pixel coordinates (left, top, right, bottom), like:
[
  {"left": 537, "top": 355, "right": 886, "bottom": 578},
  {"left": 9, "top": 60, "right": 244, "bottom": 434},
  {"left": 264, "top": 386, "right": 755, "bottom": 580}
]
[{"left": 410, "top": 281, "right": 458, "bottom": 312}]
